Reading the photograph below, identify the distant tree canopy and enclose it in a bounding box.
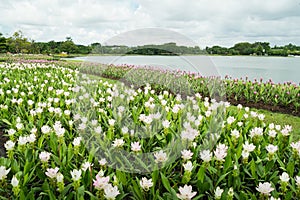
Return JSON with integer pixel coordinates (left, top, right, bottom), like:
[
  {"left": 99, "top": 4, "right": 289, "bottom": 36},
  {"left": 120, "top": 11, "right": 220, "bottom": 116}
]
[{"left": 0, "top": 30, "right": 300, "bottom": 56}]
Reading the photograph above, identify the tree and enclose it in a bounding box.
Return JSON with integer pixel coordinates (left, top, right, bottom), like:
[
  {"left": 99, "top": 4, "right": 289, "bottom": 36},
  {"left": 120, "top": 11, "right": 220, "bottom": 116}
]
[{"left": 0, "top": 33, "right": 7, "bottom": 53}]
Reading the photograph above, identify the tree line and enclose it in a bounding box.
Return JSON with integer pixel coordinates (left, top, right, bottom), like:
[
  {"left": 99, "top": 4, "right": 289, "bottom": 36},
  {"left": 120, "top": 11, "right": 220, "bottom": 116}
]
[{"left": 1, "top": 31, "right": 300, "bottom": 56}]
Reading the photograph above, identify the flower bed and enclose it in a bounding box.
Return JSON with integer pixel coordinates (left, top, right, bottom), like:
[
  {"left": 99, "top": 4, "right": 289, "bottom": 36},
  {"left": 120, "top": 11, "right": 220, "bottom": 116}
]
[{"left": 0, "top": 62, "right": 299, "bottom": 199}]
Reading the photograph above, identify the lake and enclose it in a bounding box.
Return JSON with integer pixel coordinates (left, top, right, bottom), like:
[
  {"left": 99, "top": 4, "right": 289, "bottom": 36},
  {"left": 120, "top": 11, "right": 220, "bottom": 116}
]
[{"left": 70, "top": 55, "right": 300, "bottom": 84}]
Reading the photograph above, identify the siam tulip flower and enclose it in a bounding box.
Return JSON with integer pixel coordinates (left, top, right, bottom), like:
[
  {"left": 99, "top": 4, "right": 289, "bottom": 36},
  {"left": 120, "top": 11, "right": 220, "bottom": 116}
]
[
  {"left": 279, "top": 172, "right": 290, "bottom": 182},
  {"left": 131, "top": 141, "right": 141, "bottom": 152},
  {"left": 11, "top": 175, "right": 19, "bottom": 187},
  {"left": 214, "top": 144, "right": 228, "bottom": 162},
  {"left": 0, "top": 166, "right": 10, "bottom": 181},
  {"left": 268, "top": 130, "right": 277, "bottom": 138},
  {"left": 72, "top": 137, "right": 82, "bottom": 146},
  {"left": 266, "top": 144, "right": 278, "bottom": 155},
  {"left": 45, "top": 167, "right": 59, "bottom": 179},
  {"left": 258, "top": 114, "right": 265, "bottom": 121},
  {"left": 94, "top": 126, "right": 102, "bottom": 134},
  {"left": 243, "top": 141, "right": 256, "bottom": 152},
  {"left": 93, "top": 176, "right": 110, "bottom": 190},
  {"left": 104, "top": 184, "right": 120, "bottom": 200},
  {"left": 140, "top": 177, "right": 153, "bottom": 191},
  {"left": 256, "top": 182, "right": 274, "bottom": 196},
  {"left": 99, "top": 158, "right": 108, "bottom": 166},
  {"left": 162, "top": 120, "right": 170, "bottom": 128},
  {"left": 183, "top": 161, "right": 193, "bottom": 172},
  {"left": 181, "top": 149, "right": 193, "bottom": 161},
  {"left": 39, "top": 151, "right": 51, "bottom": 162},
  {"left": 27, "top": 133, "right": 36, "bottom": 143},
  {"left": 56, "top": 173, "right": 64, "bottom": 183},
  {"left": 41, "top": 125, "right": 51, "bottom": 134},
  {"left": 215, "top": 186, "right": 224, "bottom": 199},
  {"left": 71, "top": 169, "right": 82, "bottom": 181},
  {"left": 4, "top": 140, "right": 15, "bottom": 151},
  {"left": 176, "top": 185, "right": 197, "bottom": 200},
  {"left": 228, "top": 187, "right": 234, "bottom": 199},
  {"left": 112, "top": 138, "right": 125, "bottom": 148},
  {"left": 200, "top": 150, "right": 212, "bottom": 163},
  {"left": 121, "top": 127, "right": 128, "bottom": 135},
  {"left": 249, "top": 127, "right": 264, "bottom": 138},
  {"left": 295, "top": 176, "right": 300, "bottom": 187},
  {"left": 18, "top": 136, "right": 28, "bottom": 146},
  {"left": 7, "top": 129, "right": 16, "bottom": 136},
  {"left": 81, "top": 161, "right": 93, "bottom": 171},
  {"left": 231, "top": 129, "right": 240, "bottom": 139},
  {"left": 226, "top": 116, "right": 236, "bottom": 125},
  {"left": 154, "top": 150, "right": 167, "bottom": 163},
  {"left": 275, "top": 125, "right": 281, "bottom": 131}
]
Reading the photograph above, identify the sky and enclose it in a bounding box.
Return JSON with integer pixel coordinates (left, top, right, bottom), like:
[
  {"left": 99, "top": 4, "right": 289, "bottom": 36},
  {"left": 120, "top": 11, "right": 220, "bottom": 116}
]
[{"left": 0, "top": 0, "right": 300, "bottom": 48}]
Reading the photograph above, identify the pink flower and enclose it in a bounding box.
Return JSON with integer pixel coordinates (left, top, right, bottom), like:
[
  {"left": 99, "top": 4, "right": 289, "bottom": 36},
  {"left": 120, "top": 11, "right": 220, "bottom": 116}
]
[{"left": 93, "top": 176, "right": 110, "bottom": 190}]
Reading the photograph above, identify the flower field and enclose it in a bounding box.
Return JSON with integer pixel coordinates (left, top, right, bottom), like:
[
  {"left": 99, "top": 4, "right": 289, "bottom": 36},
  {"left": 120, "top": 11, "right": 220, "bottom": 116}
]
[{"left": 0, "top": 62, "right": 300, "bottom": 199}]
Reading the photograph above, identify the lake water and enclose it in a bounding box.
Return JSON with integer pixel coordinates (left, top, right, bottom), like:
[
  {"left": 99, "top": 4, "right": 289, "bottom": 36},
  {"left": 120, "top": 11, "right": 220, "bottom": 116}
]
[{"left": 70, "top": 55, "right": 300, "bottom": 84}]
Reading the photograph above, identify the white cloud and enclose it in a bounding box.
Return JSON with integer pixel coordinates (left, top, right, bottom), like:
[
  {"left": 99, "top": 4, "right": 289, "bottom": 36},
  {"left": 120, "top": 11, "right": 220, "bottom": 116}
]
[{"left": 0, "top": 0, "right": 299, "bottom": 47}]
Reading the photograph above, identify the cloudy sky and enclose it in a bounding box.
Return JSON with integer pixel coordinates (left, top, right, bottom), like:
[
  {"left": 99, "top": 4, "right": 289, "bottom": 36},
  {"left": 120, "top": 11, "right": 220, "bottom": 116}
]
[{"left": 0, "top": 0, "right": 300, "bottom": 47}]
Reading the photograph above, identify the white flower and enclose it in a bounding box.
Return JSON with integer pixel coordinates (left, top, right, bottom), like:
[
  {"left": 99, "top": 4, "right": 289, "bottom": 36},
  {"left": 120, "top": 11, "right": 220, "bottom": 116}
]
[
  {"left": 71, "top": 169, "right": 82, "bottom": 181},
  {"left": 94, "top": 126, "right": 102, "bottom": 134},
  {"left": 16, "top": 123, "right": 23, "bottom": 130},
  {"left": 162, "top": 120, "right": 170, "bottom": 128},
  {"left": 256, "top": 182, "right": 274, "bottom": 196},
  {"left": 73, "top": 137, "right": 82, "bottom": 146},
  {"left": 11, "top": 175, "right": 19, "bottom": 187},
  {"left": 121, "top": 127, "right": 128, "bottom": 135},
  {"left": 242, "top": 150, "right": 250, "bottom": 159},
  {"left": 4, "top": 140, "right": 15, "bottom": 151},
  {"left": 200, "top": 150, "right": 212, "bottom": 162},
  {"left": 154, "top": 150, "right": 167, "bottom": 163},
  {"left": 215, "top": 186, "right": 224, "bottom": 199},
  {"left": 266, "top": 144, "right": 278, "bottom": 154},
  {"left": 228, "top": 187, "right": 234, "bottom": 197},
  {"left": 45, "top": 167, "right": 59, "bottom": 179},
  {"left": 214, "top": 144, "right": 228, "bottom": 162},
  {"left": 227, "top": 116, "right": 235, "bottom": 125},
  {"left": 269, "top": 123, "right": 275, "bottom": 129},
  {"left": 99, "top": 158, "right": 107, "bottom": 166},
  {"left": 56, "top": 173, "right": 64, "bottom": 183},
  {"left": 279, "top": 172, "right": 290, "bottom": 182},
  {"left": 249, "top": 127, "right": 264, "bottom": 138},
  {"left": 82, "top": 161, "right": 93, "bottom": 171},
  {"left": 112, "top": 138, "right": 125, "bottom": 148},
  {"left": 39, "top": 151, "right": 51, "bottom": 162},
  {"left": 104, "top": 184, "right": 120, "bottom": 200},
  {"left": 0, "top": 166, "right": 10, "bottom": 180},
  {"left": 268, "top": 130, "right": 277, "bottom": 138},
  {"left": 181, "top": 149, "right": 193, "bottom": 161},
  {"left": 183, "top": 161, "right": 193, "bottom": 172},
  {"left": 18, "top": 136, "right": 28, "bottom": 146},
  {"left": 275, "top": 125, "right": 281, "bottom": 131},
  {"left": 108, "top": 119, "right": 115, "bottom": 126},
  {"left": 41, "top": 125, "right": 51, "bottom": 134},
  {"left": 131, "top": 141, "right": 141, "bottom": 152},
  {"left": 231, "top": 129, "right": 240, "bottom": 138},
  {"left": 7, "top": 129, "right": 16, "bottom": 136},
  {"left": 243, "top": 141, "right": 256, "bottom": 152},
  {"left": 270, "top": 197, "right": 281, "bottom": 200},
  {"left": 140, "top": 177, "right": 153, "bottom": 191},
  {"left": 177, "top": 185, "right": 197, "bottom": 200},
  {"left": 237, "top": 104, "right": 243, "bottom": 109},
  {"left": 94, "top": 175, "right": 110, "bottom": 190},
  {"left": 258, "top": 114, "right": 265, "bottom": 120},
  {"left": 27, "top": 133, "right": 36, "bottom": 143},
  {"left": 295, "top": 176, "right": 300, "bottom": 187}
]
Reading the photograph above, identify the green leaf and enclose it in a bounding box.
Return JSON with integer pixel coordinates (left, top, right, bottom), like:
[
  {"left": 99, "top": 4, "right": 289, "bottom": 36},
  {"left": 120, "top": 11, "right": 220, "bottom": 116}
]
[
  {"left": 160, "top": 172, "right": 171, "bottom": 192},
  {"left": 197, "top": 165, "right": 205, "bottom": 183}
]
